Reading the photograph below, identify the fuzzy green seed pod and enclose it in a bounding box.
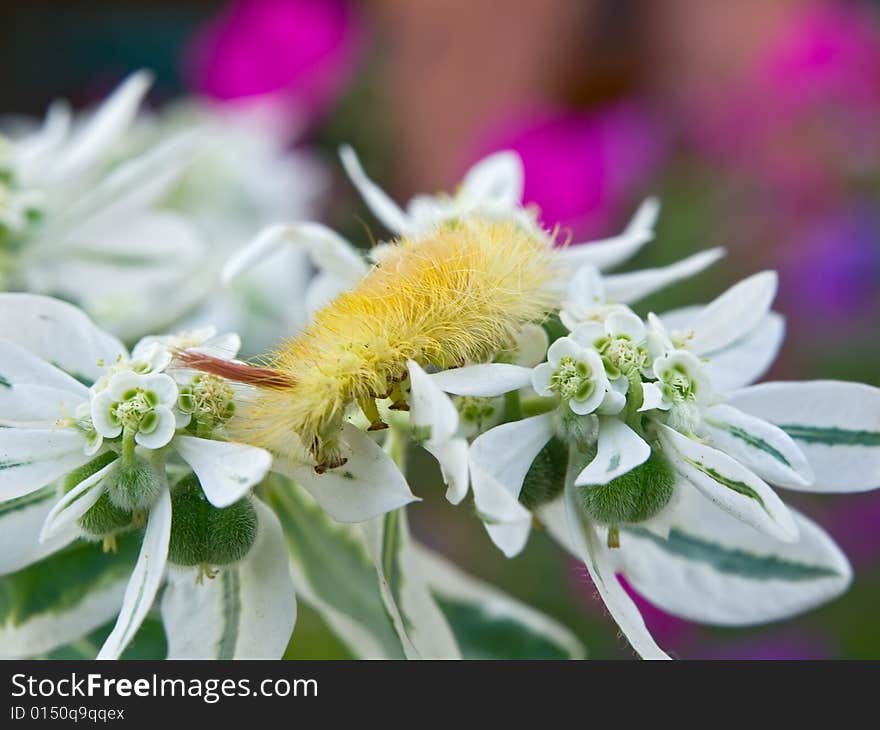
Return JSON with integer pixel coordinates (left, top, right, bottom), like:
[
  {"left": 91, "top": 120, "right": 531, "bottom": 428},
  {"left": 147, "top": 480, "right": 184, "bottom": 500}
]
[
  {"left": 106, "top": 456, "right": 164, "bottom": 512},
  {"left": 79, "top": 491, "right": 134, "bottom": 538},
  {"left": 557, "top": 408, "right": 596, "bottom": 447},
  {"left": 167, "top": 474, "right": 258, "bottom": 567},
  {"left": 578, "top": 451, "right": 675, "bottom": 525},
  {"left": 62, "top": 451, "right": 118, "bottom": 493},
  {"left": 519, "top": 436, "right": 567, "bottom": 510}
]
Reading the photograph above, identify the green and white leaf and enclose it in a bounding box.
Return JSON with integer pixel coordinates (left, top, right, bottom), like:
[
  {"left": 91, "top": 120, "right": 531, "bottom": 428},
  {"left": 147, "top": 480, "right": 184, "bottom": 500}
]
[
  {"left": 161, "top": 499, "right": 296, "bottom": 659},
  {"left": 657, "top": 424, "right": 798, "bottom": 542},
  {"left": 412, "top": 542, "right": 585, "bottom": 660},
  {"left": 541, "top": 490, "right": 670, "bottom": 660},
  {"left": 729, "top": 380, "right": 880, "bottom": 492},
  {"left": 613, "top": 487, "right": 852, "bottom": 626},
  {"left": 0, "top": 485, "right": 78, "bottom": 575},
  {"left": 0, "top": 533, "right": 139, "bottom": 658},
  {"left": 361, "top": 508, "right": 461, "bottom": 659},
  {"left": 264, "top": 476, "right": 405, "bottom": 659}
]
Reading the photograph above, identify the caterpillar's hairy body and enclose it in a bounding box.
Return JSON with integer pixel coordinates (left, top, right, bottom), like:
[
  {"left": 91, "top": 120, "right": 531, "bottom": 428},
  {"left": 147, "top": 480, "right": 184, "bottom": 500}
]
[{"left": 194, "top": 219, "right": 558, "bottom": 467}]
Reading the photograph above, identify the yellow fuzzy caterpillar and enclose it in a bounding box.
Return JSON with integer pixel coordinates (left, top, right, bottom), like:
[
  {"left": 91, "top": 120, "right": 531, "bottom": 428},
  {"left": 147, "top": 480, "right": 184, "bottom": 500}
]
[{"left": 184, "top": 218, "right": 558, "bottom": 469}]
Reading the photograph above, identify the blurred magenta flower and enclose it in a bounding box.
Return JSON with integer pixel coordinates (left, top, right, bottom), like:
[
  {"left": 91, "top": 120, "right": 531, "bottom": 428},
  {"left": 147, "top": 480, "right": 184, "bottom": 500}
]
[
  {"left": 779, "top": 205, "right": 880, "bottom": 327},
  {"left": 473, "top": 103, "right": 665, "bottom": 239},
  {"left": 185, "top": 0, "right": 361, "bottom": 121},
  {"left": 691, "top": 1, "right": 880, "bottom": 207},
  {"left": 696, "top": 630, "right": 833, "bottom": 660}
]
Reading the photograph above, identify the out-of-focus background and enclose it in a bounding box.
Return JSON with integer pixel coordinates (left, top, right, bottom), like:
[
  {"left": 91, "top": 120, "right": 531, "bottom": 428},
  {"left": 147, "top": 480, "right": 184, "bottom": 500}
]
[{"left": 2, "top": 0, "right": 878, "bottom": 658}]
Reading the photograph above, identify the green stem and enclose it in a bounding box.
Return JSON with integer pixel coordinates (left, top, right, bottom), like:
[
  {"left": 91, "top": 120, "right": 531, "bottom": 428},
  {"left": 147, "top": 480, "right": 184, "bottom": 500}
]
[
  {"left": 503, "top": 390, "right": 523, "bottom": 423},
  {"left": 121, "top": 427, "right": 137, "bottom": 468}
]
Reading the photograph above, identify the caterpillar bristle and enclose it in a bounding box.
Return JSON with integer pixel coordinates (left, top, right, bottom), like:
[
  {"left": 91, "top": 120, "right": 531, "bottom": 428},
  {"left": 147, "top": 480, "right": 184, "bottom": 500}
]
[{"left": 174, "top": 350, "right": 294, "bottom": 389}]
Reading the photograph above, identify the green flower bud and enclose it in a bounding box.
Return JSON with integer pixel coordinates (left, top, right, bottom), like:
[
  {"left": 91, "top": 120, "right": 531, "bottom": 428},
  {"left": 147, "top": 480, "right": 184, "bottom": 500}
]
[
  {"left": 556, "top": 408, "right": 596, "bottom": 447},
  {"left": 578, "top": 451, "right": 675, "bottom": 525},
  {"left": 79, "top": 491, "right": 134, "bottom": 539},
  {"left": 106, "top": 455, "right": 164, "bottom": 512},
  {"left": 62, "top": 451, "right": 118, "bottom": 493},
  {"left": 167, "top": 474, "right": 257, "bottom": 568},
  {"left": 519, "top": 436, "right": 567, "bottom": 510}
]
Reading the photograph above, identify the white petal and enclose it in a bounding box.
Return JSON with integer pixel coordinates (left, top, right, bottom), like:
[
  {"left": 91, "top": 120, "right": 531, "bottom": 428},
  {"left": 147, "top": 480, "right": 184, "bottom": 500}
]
[
  {"left": 639, "top": 383, "right": 667, "bottom": 412},
  {"left": 543, "top": 486, "right": 670, "bottom": 659},
  {"left": 575, "top": 417, "right": 651, "bottom": 486},
  {"left": 469, "top": 414, "right": 556, "bottom": 556},
  {"left": 0, "top": 339, "right": 88, "bottom": 400},
  {"left": 0, "top": 428, "right": 91, "bottom": 500},
  {"left": 425, "top": 437, "right": 470, "bottom": 505},
  {"left": 162, "top": 499, "right": 296, "bottom": 659},
  {"left": 339, "top": 145, "right": 410, "bottom": 233},
  {"left": 605, "top": 309, "right": 646, "bottom": 342},
  {"left": 40, "top": 458, "right": 116, "bottom": 542},
  {"left": 512, "top": 323, "right": 549, "bottom": 368},
  {"left": 224, "top": 221, "right": 367, "bottom": 287},
  {"left": 279, "top": 423, "right": 418, "bottom": 522},
  {"left": 484, "top": 518, "right": 534, "bottom": 559},
  {"left": 703, "top": 404, "right": 814, "bottom": 488},
  {"left": 568, "top": 321, "right": 605, "bottom": 348},
  {"left": 408, "top": 360, "right": 459, "bottom": 443},
  {"left": 429, "top": 364, "right": 533, "bottom": 397},
  {"left": 0, "top": 487, "right": 78, "bottom": 575},
  {"left": 546, "top": 336, "right": 582, "bottom": 367},
  {"left": 0, "top": 384, "right": 87, "bottom": 427},
  {"left": 97, "top": 486, "right": 171, "bottom": 660},
  {"left": 657, "top": 424, "right": 798, "bottom": 542},
  {"left": 90, "top": 390, "right": 121, "bottom": 439},
  {"left": 603, "top": 248, "right": 726, "bottom": 304},
  {"left": 142, "top": 374, "right": 178, "bottom": 406},
  {"left": 47, "top": 71, "right": 152, "bottom": 182},
  {"left": 688, "top": 271, "right": 778, "bottom": 355},
  {"left": 660, "top": 307, "right": 785, "bottom": 391},
  {"left": 530, "top": 362, "right": 555, "bottom": 397},
  {"left": 174, "top": 436, "right": 273, "bottom": 508},
  {"left": 555, "top": 198, "right": 659, "bottom": 272},
  {"left": 461, "top": 151, "right": 524, "bottom": 207},
  {"left": 134, "top": 406, "right": 176, "bottom": 449},
  {"left": 0, "top": 294, "right": 125, "bottom": 387},
  {"left": 616, "top": 487, "right": 852, "bottom": 626},
  {"left": 729, "top": 380, "right": 880, "bottom": 492}
]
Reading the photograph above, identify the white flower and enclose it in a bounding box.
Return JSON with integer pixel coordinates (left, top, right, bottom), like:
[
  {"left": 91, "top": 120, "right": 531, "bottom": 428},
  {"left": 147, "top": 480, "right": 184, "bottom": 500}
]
[
  {"left": 0, "top": 73, "right": 208, "bottom": 340},
  {"left": 531, "top": 336, "right": 614, "bottom": 416},
  {"left": 0, "top": 294, "right": 291, "bottom": 659},
  {"left": 90, "top": 371, "right": 183, "bottom": 449}
]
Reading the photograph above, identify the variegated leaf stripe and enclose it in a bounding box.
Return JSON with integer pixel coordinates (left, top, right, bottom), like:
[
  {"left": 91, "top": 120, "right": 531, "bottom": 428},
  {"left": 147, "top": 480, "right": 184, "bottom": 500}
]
[
  {"left": 706, "top": 418, "right": 791, "bottom": 466},
  {"left": 780, "top": 424, "right": 880, "bottom": 447},
  {"left": 623, "top": 527, "right": 841, "bottom": 581}
]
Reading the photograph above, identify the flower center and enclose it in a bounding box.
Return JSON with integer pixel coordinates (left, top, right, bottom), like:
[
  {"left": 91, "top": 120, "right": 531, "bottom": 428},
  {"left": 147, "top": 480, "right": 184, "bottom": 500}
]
[
  {"left": 179, "top": 374, "right": 235, "bottom": 434},
  {"left": 551, "top": 357, "right": 594, "bottom": 401},
  {"left": 111, "top": 388, "right": 161, "bottom": 433},
  {"left": 597, "top": 336, "right": 647, "bottom": 379},
  {"left": 659, "top": 363, "right": 697, "bottom": 403}
]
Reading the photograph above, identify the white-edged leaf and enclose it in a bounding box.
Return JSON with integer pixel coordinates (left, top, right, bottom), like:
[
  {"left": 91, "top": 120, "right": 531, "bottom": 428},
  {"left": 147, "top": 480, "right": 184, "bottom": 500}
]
[
  {"left": 265, "top": 477, "right": 405, "bottom": 659},
  {"left": 615, "top": 487, "right": 852, "bottom": 626},
  {"left": 0, "top": 533, "right": 140, "bottom": 658},
  {"left": 703, "top": 404, "right": 813, "bottom": 488},
  {"left": 0, "top": 486, "right": 78, "bottom": 576},
  {"left": 97, "top": 487, "right": 171, "bottom": 659},
  {"left": 360, "top": 509, "right": 460, "bottom": 659},
  {"left": 161, "top": 499, "right": 296, "bottom": 659},
  {"left": 0, "top": 293, "right": 125, "bottom": 386},
  {"left": 657, "top": 424, "right": 798, "bottom": 542},
  {"left": 542, "top": 487, "right": 670, "bottom": 660},
  {"left": 0, "top": 428, "right": 91, "bottom": 501},
  {"left": 729, "top": 380, "right": 880, "bottom": 492},
  {"left": 413, "top": 541, "right": 585, "bottom": 659}
]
